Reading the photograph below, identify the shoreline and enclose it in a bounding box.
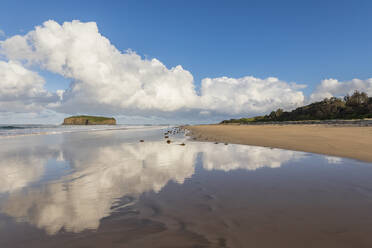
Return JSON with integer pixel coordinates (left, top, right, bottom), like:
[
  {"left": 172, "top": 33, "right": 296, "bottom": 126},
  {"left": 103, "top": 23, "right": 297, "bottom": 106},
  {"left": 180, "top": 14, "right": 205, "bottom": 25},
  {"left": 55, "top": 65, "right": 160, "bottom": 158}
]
[
  {"left": 184, "top": 124, "right": 372, "bottom": 162},
  {"left": 220, "top": 119, "right": 372, "bottom": 126}
]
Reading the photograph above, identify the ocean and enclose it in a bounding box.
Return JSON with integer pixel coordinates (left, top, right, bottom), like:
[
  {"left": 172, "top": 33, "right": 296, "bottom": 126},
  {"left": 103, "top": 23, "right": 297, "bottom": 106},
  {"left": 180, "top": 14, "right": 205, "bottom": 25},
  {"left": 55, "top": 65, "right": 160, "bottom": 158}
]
[{"left": 0, "top": 124, "right": 165, "bottom": 137}]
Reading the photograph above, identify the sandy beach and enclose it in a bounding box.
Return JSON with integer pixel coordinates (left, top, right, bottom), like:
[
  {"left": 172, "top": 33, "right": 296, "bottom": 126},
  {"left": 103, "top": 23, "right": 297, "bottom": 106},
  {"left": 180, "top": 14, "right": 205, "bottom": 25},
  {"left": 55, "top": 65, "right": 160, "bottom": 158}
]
[
  {"left": 2, "top": 127, "right": 372, "bottom": 247},
  {"left": 185, "top": 124, "right": 372, "bottom": 162}
]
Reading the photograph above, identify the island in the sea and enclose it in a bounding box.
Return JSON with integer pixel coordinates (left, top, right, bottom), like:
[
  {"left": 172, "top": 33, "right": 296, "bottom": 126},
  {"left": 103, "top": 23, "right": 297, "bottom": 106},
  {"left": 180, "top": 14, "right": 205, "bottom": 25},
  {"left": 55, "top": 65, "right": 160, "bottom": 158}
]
[{"left": 63, "top": 115, "right": 116, "bottom": 125}]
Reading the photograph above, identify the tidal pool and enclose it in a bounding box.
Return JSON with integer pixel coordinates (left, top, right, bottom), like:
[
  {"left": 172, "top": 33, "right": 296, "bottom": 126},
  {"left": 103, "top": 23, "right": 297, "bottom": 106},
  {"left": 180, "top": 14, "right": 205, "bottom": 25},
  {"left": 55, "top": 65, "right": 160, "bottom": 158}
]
[{"left": 0, "top": 127, "right": 372, "bottom": 248}]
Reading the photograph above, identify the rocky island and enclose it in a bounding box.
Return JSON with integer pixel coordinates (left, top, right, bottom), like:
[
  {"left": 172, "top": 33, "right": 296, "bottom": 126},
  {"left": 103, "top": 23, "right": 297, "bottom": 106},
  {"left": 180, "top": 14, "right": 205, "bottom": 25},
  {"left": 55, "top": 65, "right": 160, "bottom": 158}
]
[{"left": 63, "top": 115, "right": 116, "bottom": 125}]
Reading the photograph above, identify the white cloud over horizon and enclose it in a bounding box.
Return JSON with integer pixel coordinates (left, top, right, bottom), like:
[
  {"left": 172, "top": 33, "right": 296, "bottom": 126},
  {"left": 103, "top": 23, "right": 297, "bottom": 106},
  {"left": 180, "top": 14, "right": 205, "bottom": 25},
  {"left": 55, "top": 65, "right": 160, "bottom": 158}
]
[
  {"left": 310, "top": 78, "right": 372, "bottom": 102},
  {"left": 0, "top": 20, "right": 371, "bottom": 123},
  {"left": 0, "top": 60, "right": 58, "bottom": 113},
  {"left": 200, "top": 76, "right": 305, "bottom": 115}
]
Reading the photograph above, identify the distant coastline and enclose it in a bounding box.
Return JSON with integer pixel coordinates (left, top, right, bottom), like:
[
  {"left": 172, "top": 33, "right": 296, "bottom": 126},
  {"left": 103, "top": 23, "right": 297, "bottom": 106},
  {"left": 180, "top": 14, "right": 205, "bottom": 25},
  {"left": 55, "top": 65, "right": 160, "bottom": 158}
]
[
  {"left": 185, "top": 91, "right": 372, "bottom": 162},
  {"left": 220, "top": 119, "right": 372, "bottom": 126},
  {"left": 222, "top": 91, "right": 372, "bottom": 124}
]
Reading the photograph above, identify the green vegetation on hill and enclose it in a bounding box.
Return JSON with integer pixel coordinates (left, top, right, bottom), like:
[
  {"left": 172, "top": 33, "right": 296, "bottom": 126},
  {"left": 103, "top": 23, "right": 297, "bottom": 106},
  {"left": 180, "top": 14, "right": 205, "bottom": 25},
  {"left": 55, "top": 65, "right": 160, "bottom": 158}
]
[
  {"left": 63, "top": 115, "right": 116, "bottom": 125},
  {"left": 221, "top": 91, "right": 372, "bottom": 124}
]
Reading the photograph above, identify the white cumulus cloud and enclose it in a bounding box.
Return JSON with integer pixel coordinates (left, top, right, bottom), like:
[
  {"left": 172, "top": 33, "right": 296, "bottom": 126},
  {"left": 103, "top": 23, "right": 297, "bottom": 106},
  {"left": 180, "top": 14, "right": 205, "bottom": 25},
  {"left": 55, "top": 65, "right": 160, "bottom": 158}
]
[
  {"left": 310, "top": 78, "right": 372, "bottom": 102},
  {"left": 200, "top": 76, "right": 305, "bottom": 115},
  {"left": 0, "top": 20, "right": 308, "bottom": 120},
  {"left": 0, "top": 60, "right": 56, "bottom": 112},
  {"left": 1, "top": 20, "right": 198, "bottom": 115}
]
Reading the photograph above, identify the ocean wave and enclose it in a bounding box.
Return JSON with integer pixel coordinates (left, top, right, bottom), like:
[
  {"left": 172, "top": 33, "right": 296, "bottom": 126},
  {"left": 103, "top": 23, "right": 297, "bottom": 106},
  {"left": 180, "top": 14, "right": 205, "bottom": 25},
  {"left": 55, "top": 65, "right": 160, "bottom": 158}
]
[{"left": 0, "top": 125, "right": 27, "bottom": 130}]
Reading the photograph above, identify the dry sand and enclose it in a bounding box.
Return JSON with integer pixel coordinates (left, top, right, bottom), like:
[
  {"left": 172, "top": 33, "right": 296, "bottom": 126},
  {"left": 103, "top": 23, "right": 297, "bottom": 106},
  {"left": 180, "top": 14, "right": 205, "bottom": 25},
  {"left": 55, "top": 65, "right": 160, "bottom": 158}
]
[{"left": 186, "top": 124, "right": 372, "bottom": 162}]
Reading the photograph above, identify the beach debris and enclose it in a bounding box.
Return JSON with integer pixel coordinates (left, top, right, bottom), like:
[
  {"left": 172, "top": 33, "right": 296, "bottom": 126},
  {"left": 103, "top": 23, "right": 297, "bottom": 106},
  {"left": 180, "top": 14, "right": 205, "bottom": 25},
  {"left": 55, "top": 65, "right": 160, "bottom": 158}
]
[
  {"left": 214, "top": 142, "right": 219, "bottom": 144},
  {"left": 164, "top": 136, "right": 169, "bottom": 138},
  {"left": 224, "top": 142, "right": 228, "bottom": 145},
  {"left": 139, "top": 140, "right": 144, "bottom": 142},
  {"left": 166, "top": 140, "right": 171, "bottom": 144},
  {"left": 179, "top": 143, "right": 186, "bottom": 146}
]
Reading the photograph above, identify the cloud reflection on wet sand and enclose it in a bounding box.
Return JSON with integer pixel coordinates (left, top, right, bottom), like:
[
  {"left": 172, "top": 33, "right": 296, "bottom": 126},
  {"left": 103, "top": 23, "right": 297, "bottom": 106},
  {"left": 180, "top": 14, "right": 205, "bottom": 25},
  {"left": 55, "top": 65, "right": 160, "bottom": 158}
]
[
  {"left": 3, "top": 129, "right": 372, "bottom": 248},
  {"left": 0, "top": 130, "right": 302, "bottom": 235}
]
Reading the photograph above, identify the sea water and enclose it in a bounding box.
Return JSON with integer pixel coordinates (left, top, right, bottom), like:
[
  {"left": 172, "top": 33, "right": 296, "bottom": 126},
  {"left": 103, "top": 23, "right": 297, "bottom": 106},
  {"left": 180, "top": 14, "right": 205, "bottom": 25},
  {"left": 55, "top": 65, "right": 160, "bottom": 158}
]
[{"left": 0, "top": 124, "right": 163, "bottom": 137}]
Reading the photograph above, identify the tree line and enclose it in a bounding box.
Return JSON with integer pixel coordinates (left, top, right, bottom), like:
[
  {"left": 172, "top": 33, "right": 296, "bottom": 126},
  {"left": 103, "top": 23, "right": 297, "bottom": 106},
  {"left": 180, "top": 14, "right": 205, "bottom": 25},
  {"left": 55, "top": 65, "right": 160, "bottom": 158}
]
[{"left": 221, "top": 91, "right": 372, "bottom": 124}]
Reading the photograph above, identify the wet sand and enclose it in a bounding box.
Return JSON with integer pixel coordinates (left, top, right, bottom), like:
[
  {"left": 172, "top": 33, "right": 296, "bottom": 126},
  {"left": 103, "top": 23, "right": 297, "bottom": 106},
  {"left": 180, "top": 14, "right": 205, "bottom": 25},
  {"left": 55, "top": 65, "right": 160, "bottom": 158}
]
[
  {"left": 1, "top": 127, "right": 372, "bottom": 247},
  {"left": 185, "top": 124, "right": 372, "bottom": 162}
]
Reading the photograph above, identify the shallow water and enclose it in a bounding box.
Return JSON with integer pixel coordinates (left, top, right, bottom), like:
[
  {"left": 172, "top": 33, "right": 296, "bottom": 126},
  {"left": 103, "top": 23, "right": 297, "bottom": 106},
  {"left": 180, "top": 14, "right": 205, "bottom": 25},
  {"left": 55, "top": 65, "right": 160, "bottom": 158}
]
[
  {"left": 0, "top": 127, "right": 372, "bottom": 248},
  {"left": 0, "top": 124, "right": 159, "bottom": 137}
]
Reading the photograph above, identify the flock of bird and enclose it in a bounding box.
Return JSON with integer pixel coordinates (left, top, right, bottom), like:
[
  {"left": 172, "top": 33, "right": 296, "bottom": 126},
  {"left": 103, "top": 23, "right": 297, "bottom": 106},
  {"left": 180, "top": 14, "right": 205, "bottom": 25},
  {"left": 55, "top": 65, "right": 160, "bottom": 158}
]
[{"left": 139, "top": 127, "right": 186, "bottom": 145}]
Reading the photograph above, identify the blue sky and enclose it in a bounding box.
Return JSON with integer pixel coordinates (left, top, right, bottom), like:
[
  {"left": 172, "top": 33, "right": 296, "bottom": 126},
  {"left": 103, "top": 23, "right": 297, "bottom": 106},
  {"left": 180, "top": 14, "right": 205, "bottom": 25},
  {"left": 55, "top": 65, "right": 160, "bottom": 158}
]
[
  {"left": 1, "top": 0, "right": 371, "bottom": 94},
  {"left": 0, "top": 0, "right": 372, "bottom": 123}
]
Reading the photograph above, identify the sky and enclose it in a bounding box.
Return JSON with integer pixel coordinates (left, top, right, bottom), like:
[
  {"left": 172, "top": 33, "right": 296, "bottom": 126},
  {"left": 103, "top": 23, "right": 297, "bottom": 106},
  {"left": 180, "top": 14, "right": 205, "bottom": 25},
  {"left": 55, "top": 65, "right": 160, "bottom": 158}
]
[{"left": 0, "top": 0, "right": 372, "bottom": 124}]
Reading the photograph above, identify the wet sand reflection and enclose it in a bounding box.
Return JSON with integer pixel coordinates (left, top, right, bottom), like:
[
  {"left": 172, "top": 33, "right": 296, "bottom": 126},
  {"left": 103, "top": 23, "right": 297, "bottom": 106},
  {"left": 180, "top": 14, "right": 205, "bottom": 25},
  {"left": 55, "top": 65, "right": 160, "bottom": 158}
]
[{"left": 0, "top": 128, "right": 372, "bottom": 247}]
